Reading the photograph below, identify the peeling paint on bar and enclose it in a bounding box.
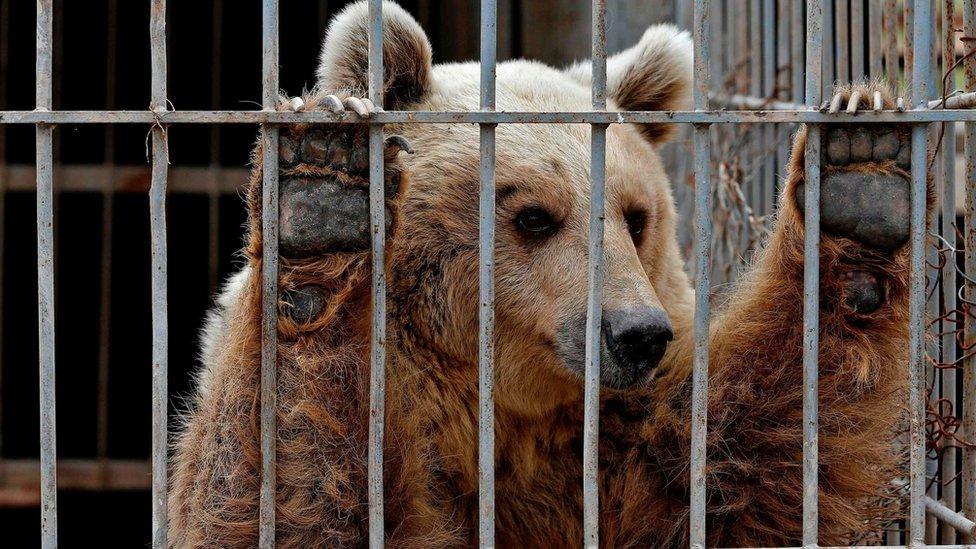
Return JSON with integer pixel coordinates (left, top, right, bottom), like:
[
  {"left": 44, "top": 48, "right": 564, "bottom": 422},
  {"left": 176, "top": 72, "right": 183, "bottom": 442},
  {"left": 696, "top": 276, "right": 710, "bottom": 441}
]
[
  {"left": 478, "top": 0, "right": 497, "bottom": 547},
  {"left": 258, "top": 0, "right": 279, "bottom": 548},
  {"left": 36, "top": 1, "right": 56, "bottom": 547},
  {"left": 964, "top": 0, "right": 976, "bottom": 542},
  {"left": 689, "top": 1, "right": 711, "bottom": 548},
  {"left": 802, "top": 0, "right": 823, "bottom": 546},
  {"left": 149, "top": 1, "right": 169, "bottom": 546},
  {"left": 582, "top": 1, "right": 607, "bottom": 547},
  {"left": 940, "top": 2, "right": 959, "bottom": 545},
  {"left": 367, "top": 1, "right": 386, "bottom": 548}
]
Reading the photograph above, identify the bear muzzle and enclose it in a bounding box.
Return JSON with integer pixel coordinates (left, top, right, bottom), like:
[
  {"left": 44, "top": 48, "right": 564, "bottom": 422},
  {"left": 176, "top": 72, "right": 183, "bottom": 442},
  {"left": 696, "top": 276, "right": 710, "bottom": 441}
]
[{"left": 556, "top": 306, "right": 673, "bottom": 389}]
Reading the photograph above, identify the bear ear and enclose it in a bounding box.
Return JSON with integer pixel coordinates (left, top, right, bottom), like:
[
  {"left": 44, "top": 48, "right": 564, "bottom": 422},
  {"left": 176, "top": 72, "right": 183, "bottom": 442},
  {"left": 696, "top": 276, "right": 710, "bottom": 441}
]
[
  {"left": 566, "top": 24, "right": 693, "bottom": 144},
  {"left": 316, "top": 1, "right": 433, "bottom": 109}
]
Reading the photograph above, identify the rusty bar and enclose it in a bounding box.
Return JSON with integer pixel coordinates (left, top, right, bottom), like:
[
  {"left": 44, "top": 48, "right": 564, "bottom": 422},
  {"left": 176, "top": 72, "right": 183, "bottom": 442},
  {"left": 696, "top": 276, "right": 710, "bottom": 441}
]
[
  {"left": 802, "top": 0, "right": 824, "bottom": 546},
  {"left": 940, "top": 2, "right": 960, "bottom": 547},
  {"left": 478, "top": 0, "right": 497, "bottom": 546},
  {"left": 367, "top": 0, "right": 386, "bottom": 547},
  {"left": 36, "top": 0, "right": 56, "bottom": 546},
  {"left": 258, "top": 0, "right": 279, "bottom": 548},
  {"left": 689, "top": 1, "right": 711, "bottom": 547},
  {"left": 965, "top": 0, "right": 976, "bottom": 542},
  {"left": 149, "top": 0, "right": 169, "bottom": 547},
  {"left": 583, "top": 1, "right": 607, "bottom": 546}
]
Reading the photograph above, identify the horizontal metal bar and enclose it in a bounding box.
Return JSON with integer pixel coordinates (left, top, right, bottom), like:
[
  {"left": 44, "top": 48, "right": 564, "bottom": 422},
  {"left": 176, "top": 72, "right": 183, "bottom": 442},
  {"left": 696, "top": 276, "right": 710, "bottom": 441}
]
[
  {"left": 926, "top": 496, "right": 976, "bottom": 537},
  {"left": 0, "top": 459, "right": 150, "bottom": 493},
  {"left": 5, "top": 109, "right": 976, "bottom": 125},
  {"left": 1, "top": 164, "right": 249, "bottom": 193}
]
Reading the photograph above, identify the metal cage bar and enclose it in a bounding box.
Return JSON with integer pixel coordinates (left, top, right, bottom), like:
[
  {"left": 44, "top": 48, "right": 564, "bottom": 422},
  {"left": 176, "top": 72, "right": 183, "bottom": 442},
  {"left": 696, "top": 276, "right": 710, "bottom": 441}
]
[
  {"left": 582, "top": 1, "right": 607, "bottom": 546},
  {"left": 910, "top": 0, "right": 933, "bottom": 544},
  {"left": 478, "top": 0, "right": 497, "bottom": 546},
  {"left": 149, "top": 1, "right": 169, "bottom": 546},
  {"left": 689, "top": 1, "right": 711, "bottom": 547},
  {"left": 940, "top": 2, "right": 959, "bottom": 546},
  {"left": 259, "top": 0, "right": 280, "bottom": 547},
  {"left": 36, "top": 0, "right": 56, "bottom": 546},
  {"left": 965, "top": 0, "right": 976, "bottom": 542},
  {"left": 367, "top": 1, "right": 386, "bottom": 547},
  {"left": 802, "top": 0, "right": 824, "bottom": 546}
]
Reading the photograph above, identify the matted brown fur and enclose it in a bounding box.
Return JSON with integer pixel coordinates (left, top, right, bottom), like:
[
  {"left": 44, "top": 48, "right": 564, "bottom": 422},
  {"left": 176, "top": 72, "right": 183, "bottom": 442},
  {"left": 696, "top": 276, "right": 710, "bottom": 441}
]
[{"left": 169, "top": 4, "right": 922, "bottom": 547}]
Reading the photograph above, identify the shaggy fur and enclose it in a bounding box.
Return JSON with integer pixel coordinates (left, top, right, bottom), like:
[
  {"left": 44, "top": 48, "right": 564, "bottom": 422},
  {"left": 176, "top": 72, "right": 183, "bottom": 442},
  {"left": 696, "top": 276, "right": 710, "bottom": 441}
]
[{"left": 169, "top": 3, "right": 922, "bottom": 547}]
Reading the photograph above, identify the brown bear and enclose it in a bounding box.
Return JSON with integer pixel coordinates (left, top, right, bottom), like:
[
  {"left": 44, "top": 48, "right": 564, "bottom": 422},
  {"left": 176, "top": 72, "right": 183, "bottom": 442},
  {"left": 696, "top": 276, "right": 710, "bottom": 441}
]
[{"left": 169, "top": 2, "right": 924, "bottom": 547}]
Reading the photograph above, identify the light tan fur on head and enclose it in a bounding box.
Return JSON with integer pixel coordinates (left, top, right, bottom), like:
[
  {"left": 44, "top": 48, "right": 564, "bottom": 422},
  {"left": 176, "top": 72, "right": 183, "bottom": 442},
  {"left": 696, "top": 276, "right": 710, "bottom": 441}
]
[
  {"left": 566, "top": 24, "right": 693, "bottom": 143},
  {"left": 316, "top": 0, "right": 433, "bottom": 108}
]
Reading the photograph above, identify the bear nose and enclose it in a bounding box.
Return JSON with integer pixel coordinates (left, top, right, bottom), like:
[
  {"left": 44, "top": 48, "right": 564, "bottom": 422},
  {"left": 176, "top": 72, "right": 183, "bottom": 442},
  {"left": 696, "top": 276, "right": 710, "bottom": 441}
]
[{"left": 603, "top": 307, "right": 673, "bottom": 379}]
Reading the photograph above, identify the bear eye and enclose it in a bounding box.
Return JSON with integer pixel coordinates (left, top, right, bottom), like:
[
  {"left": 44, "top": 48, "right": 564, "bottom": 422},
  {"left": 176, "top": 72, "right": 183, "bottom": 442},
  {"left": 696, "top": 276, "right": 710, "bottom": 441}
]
[
  {"left": 515, "top": 206, "right": 558, "bottom": 237},
  {"left": 625, "top": 211, "right": 647, "bottom": 244}
]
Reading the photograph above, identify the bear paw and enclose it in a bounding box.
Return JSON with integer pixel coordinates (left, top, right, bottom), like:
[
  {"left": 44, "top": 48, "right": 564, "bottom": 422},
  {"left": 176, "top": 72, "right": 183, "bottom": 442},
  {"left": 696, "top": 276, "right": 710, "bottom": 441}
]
[
  {"left": 795, "top": 85, "right": 914, "bottom": 252},
  {"left": 276, "top": 95, "right": 412, "bottom": 259}
]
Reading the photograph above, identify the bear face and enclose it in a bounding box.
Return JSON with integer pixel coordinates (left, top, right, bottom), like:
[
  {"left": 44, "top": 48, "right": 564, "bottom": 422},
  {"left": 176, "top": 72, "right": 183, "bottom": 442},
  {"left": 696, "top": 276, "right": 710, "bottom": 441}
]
[{"left": 316, "top": 2, "right": 697, "bottom": 414}]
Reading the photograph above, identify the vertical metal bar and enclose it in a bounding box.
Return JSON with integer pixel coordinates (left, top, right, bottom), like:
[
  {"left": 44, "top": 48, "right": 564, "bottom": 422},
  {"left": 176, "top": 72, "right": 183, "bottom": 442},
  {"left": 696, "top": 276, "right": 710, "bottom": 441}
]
[
  {"left": 777, "top": 0, "right": 791, "bottom": 183},
  {"left": 837, "top": 0, "right": 851, "bottom": 83},
  {"left": 851, "top": 0, "right": 865, "bottom": 79},
  {"left": 749, "top": 0, "right": 762, "bottom": 211},
  {"left": 478, "top": 0, "right": 497, "bottom": 547},
  {"left": 367, "top": 1, "right": 386, "bottom": 547},
  {"left": 689, "top": 1, "right": 711, "bottom": 547},
  {"left": 98, "top": 0, "right": 119, "bottom": 471},
  {"left": 763, "top": 0, "right": 775, "bottom": 213},
  {"left": 926, "top": 6, "right": 942, "bottom": 545},
  {"left": 823, "top": 0, "right": 834, "bottom": 98},
  {"left": 907, "top": 0, "right": 916, "bottom": 104},
  {"left": 792, "top": 0, "right": 805, "bottom": 104},
  {"left": 910, "top": 0, "right": 933, "bottom": 545},
  {"left": 964, "top": 0, "right": 976, "bottom": 541},
  {"left": 940, "top": 2, "right": 958, "bottom": 545},
  {"left": 36, "top": 0, "right": 56, "bottom": 546},
  {"left": 150, "top": 1, "right": 169, "bottom": 547},
  {"left": 869, "top": 0, "right": 884, "bottom": 79},
  {"left": 208, "top": 0, "right": 224, "bottom": 293},
  {"left": 259, "top": 0, "right": 279, "bottom": 547},
  {"left": 803, "top": 0, "right": 824, "bottom": 546},
  {"left": 884, "top": 0, "right": 899, "bottom": 86},
  {"left": 0, "top": 0, "right": 11, "bottom": 480},
  {"left": 583, "top": 1, "right": 607, "bottom": 546}
]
